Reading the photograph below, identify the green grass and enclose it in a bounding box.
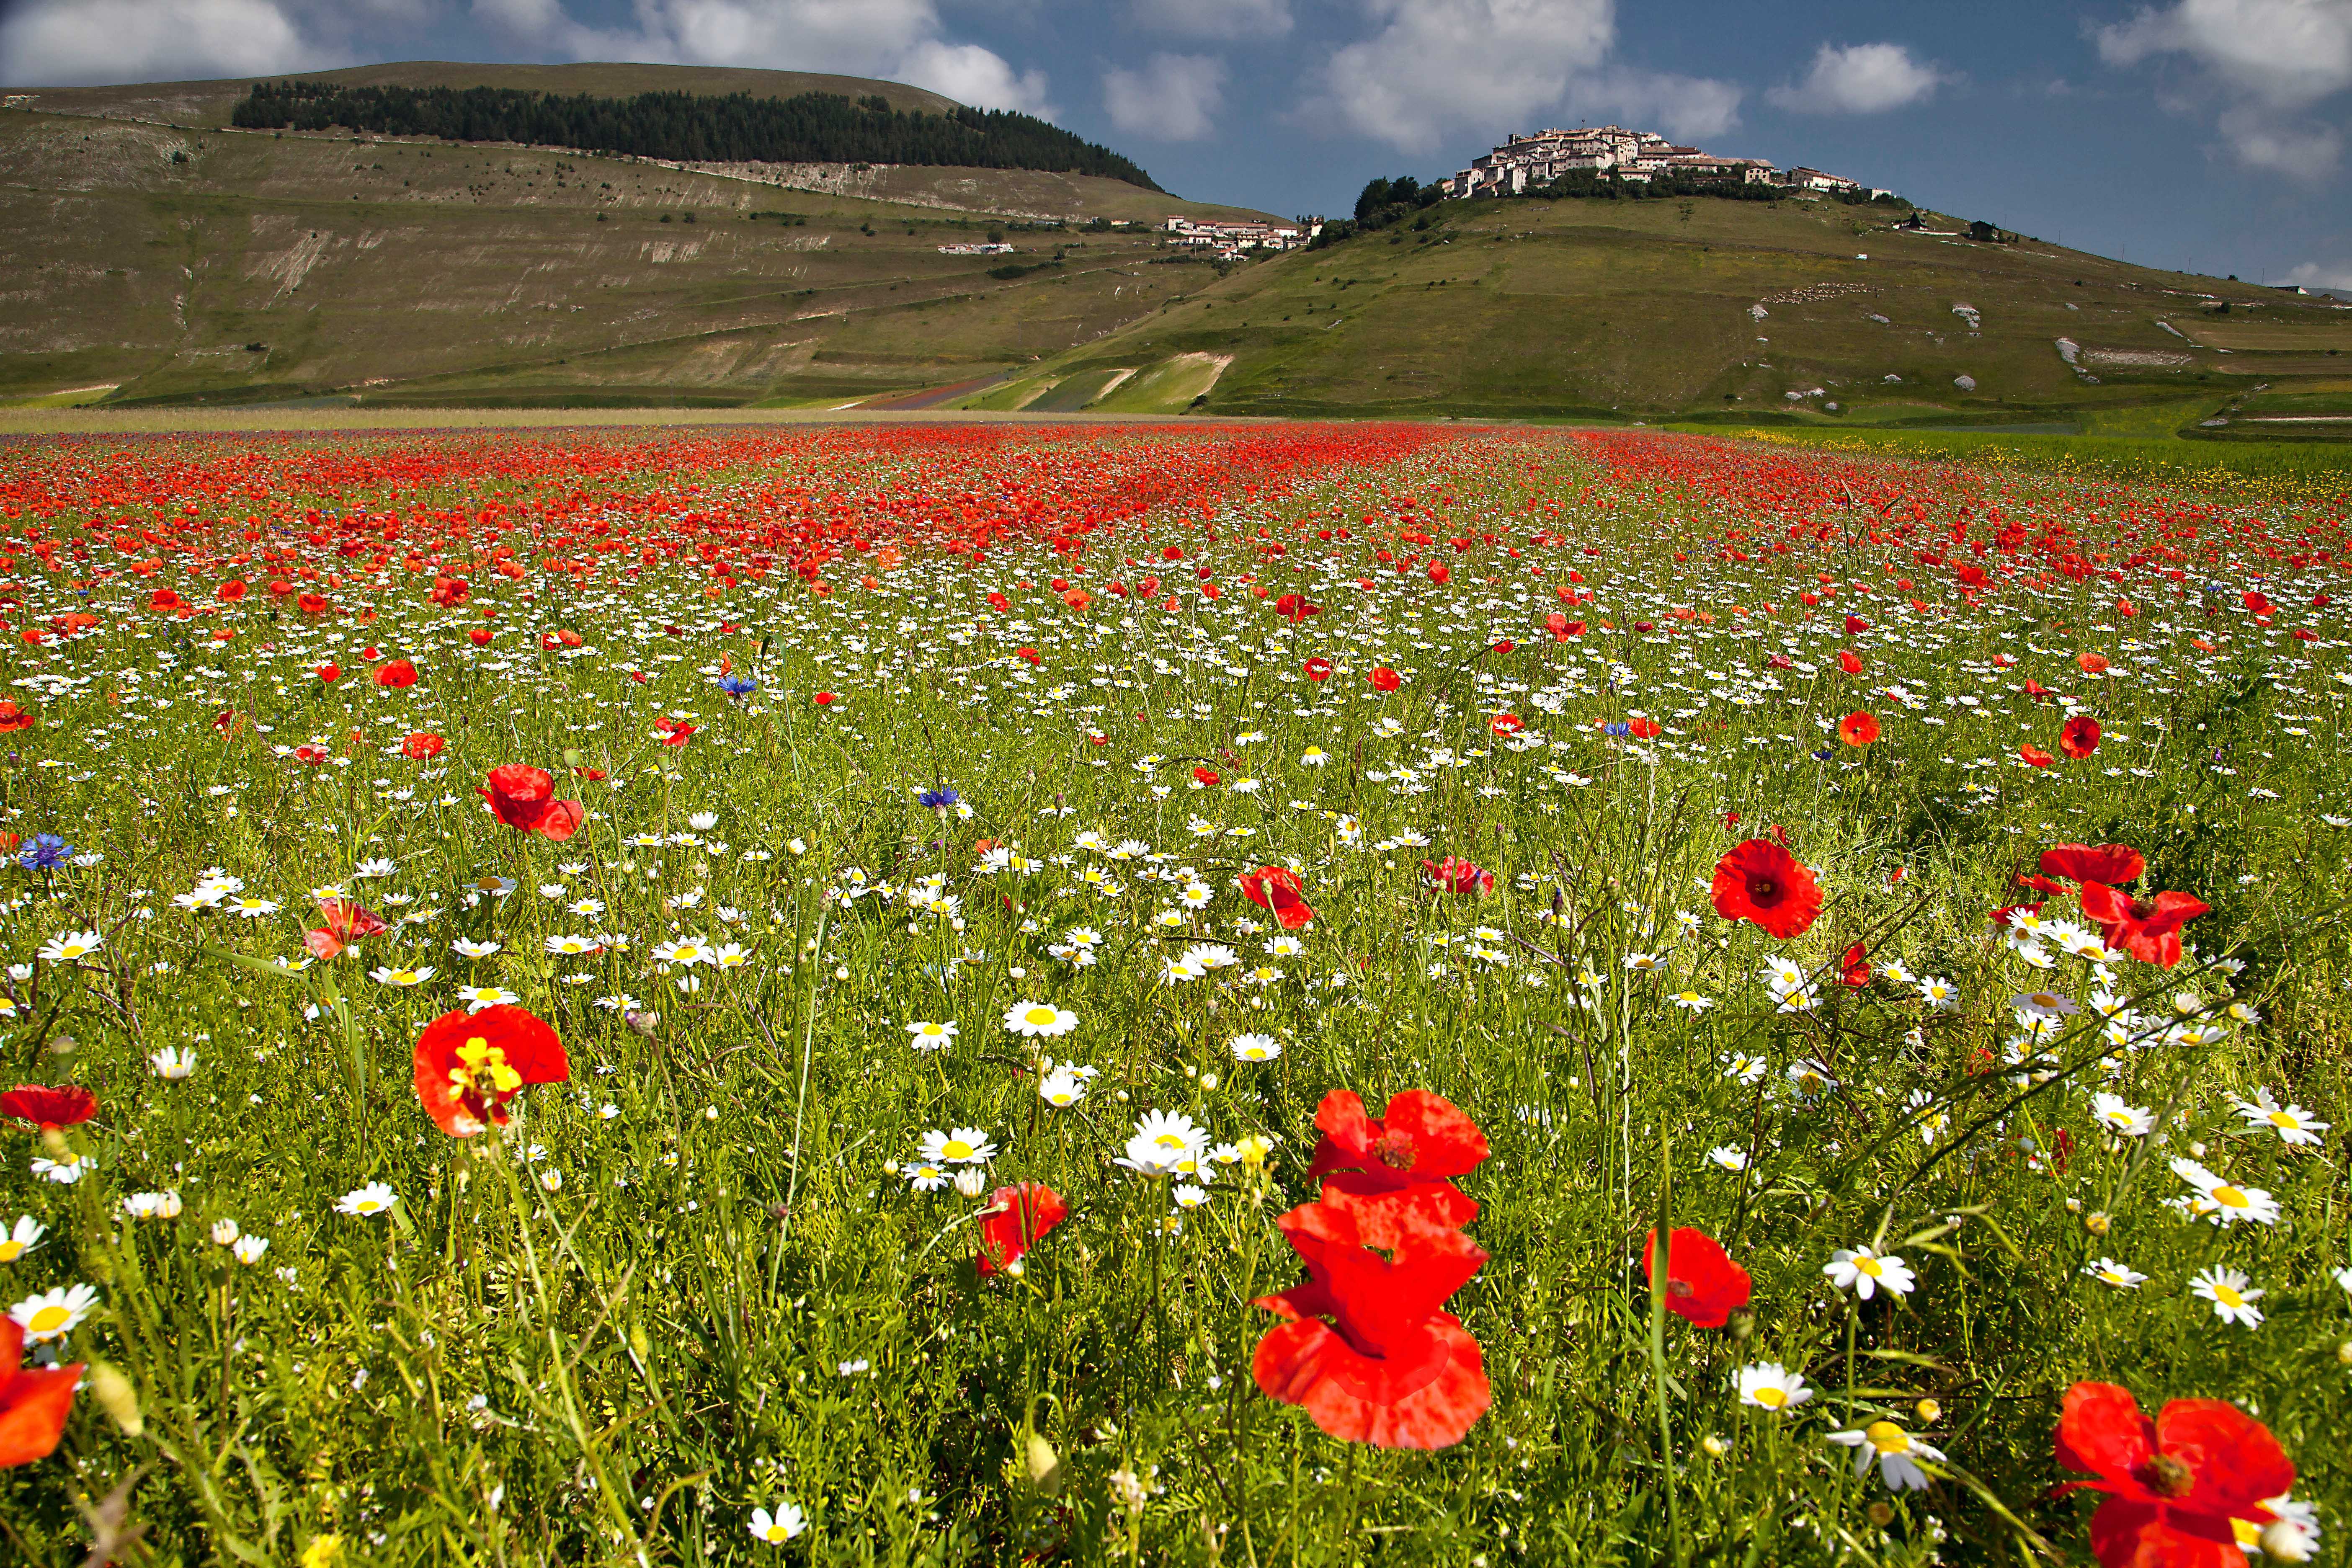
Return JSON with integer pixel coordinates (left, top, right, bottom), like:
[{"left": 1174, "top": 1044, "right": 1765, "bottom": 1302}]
[
  {"left": 0, "top": 423, "right": 2344, "bottom": 1564},
  {"left": 1670, "top": 423, "right": 2352, "bottom": 491},
  {"left": 1034, "top": 194, "right": 2352, "bottom": 433}
]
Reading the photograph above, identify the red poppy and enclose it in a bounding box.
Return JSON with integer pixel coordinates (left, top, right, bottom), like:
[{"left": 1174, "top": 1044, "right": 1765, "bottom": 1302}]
[
  {"left": 303, "top": 898, "right": 389, "bottom": 961},
  {"left": 1710, "top": 839, "right": 1821, "bottom": 939},
  {"left": 814, "top": 691, "right": 838, "bottom": 707},
  {"left": 1274, "top": 593, "right": 1321, "bottom": 620},
  {"left": 2055, "top": 1381, "right": 2293, "bottom": 1568},
  {"left": 1421, "top": 856, "right": 1493, "bottom": 896},
  {"left": 1306, "top": 1088, "right": 1488, "bottom": 1191},
  {"left": 468, "top": 627, "right": 493, "bottom": 647},
  {"left": 412, "top": 1004, "right": 569, "bottom": 1137},
  {"left": 1840, "top": 942, "right": 1872, "bottom": 988},
  {"left": 1369, "top": 665, "right": 1401, "bottom": 693},
  {"left": 297, "top": 593, "right": 331, "bottom": 616},
  {"left": 1626, "top": 717, "right": 1661, "bottom": 740},
  {"left": 1253, "top": 1186, "right": 1491, "bottom": 1449},
  {"left": 1642, "top": 1227, "right": 1752, "bottom": 1328},
  {"left": 1014, "top": 646, "right": 1041, "bottom": 665},
  {"left": 976, "top": 1182, "right": 1068, "bottom": 1277},
  {"left": 215, "top": 578, "right": 248, "bottom": 603},
  {"left": 1838, "top": 712, "right": 1880, "bottom": 746},
  {"left": 2041, "top": 844, "right": 2145, "bottom": 887},
  {"left": 402, "top": 732, "right": 446, "bottom": 760},
  {"left": 0, "top": 1318, "right": 80, "bottom": 1467},
  {"left": 2061, "top": 714, "right": 2101, "bottom": 759},
  {"left": 1239, "top": 865, "right": 1315, "bottom": 930},
  {"left": 373, "top": 658, "right": 418, "bottom": 689},
  {"left": 292, "top": 744, "right": 329, "bottom": 766},
  {"left": 1302, "top": 656, "right": 1333, "bottom": 681},
  {"left": 1490, "top": 713, "right": 1523, "bottom": 736},
  {"left": 316, "top": 662, "right": 341, "bottom": 684},
  {"left": 653, "top": 716, "right": 697, "bottom": 747},
  {"left": 2079, "top": 883, "right": 2211, "bottom": 968},
  {"left": 2077, "top": 652, "right": 2111, "bottom": 676},
  {"left": 0, "top": 1085, "right": 95, "bottom": 1130},
  {"left": 480, "top": 764, "right": 584, "bottom": 842},
  {"left": 0, "top": 702, "right": 33, "bottom": 734},
  {"left": 2020, "top": 743, "right": 2056, "bottom": 767},
  {"left": 1844, "top": 614, "right": 1870, "bottom": 635},
  {"left": 1838, "top": 649, "right": 1865, "bottom": 674},
  {"left": 1193, "top": 766, "right": 1221, "bottom": 787}
]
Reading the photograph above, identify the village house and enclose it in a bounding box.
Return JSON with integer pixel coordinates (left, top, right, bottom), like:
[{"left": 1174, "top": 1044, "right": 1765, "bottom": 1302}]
[
  {"left": 1159, "top": 216, "right": 1318, "bottom": 260},
  {"left": 1437, "top": 127, "right": 1852, "bottom": 199}
]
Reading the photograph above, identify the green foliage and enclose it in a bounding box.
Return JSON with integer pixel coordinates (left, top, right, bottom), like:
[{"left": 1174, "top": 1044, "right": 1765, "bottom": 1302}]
[{"left": 229, "top": 80, "right": 1163, "bottom": 191}]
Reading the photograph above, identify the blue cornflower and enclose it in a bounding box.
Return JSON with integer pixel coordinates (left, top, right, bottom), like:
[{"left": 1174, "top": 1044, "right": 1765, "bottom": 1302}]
[
  {"left": 1811, "top": 747, "right": 1836, "bottom": 762},
  {"left": 917, "top": 786, "right": 961, "bottom": 810},
  {"left": 718, "top": 673, "right": 759, "bottom": 697},
  {"left": 1603, "top": 722, "right": 1630, "bottom": 738},
  {"left": 18, "top": 833, "right": 72, "bottom": 871}
]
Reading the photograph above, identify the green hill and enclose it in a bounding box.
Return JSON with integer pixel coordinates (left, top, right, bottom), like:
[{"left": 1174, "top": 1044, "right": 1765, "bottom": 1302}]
[
  {"left": 0, "top": 64, "right": 1279, "bottom": 410},
  {"left": 961, "top": 190, "right": 2352, "bottom": 436},
  {"left": 9, "top": 62, "right": 2349, "bottom": 431}
]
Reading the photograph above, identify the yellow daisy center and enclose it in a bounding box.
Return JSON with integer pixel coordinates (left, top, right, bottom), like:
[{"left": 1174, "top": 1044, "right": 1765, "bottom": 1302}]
[
  {"left": 1753, "top": 1386, "right": 1787, "bottom": 1409},
  {"left": 0, "top": 1242, "right": 22, "bottom": 1262},
  {"left": 1864, "top": 1421, "right": 1911, "bottom": 1454},
  {"left": 26, "top": 1304, "right": 67, "bottom": 1333},
  {"left": 2268, "top": 1110, "right": 2296, "bottom": 1127},
  {"left": 2213, "top": 1283, "right": 2245, "bottom": 1308},
  {"left": 2214, "top": 1185, "right": 2249, "bottom": 1208},
  {"left": 939, "top": 1139, "right": 974, "bottom": 1161},
  {"left": 763, "top": 1527, "right": 789, "bottom": 1543},
  {"left": 1024, "top": 1007, "right": 1056, "bottom": 1026},
  {"left": 1856, "top": 1256, "right": 1884, "bottom": 1277}
]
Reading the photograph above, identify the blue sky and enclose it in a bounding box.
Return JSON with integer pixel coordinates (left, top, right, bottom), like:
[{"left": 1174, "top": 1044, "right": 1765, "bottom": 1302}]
[{"left": 4, "top": 0, "right": 2349, "bottom": 288}]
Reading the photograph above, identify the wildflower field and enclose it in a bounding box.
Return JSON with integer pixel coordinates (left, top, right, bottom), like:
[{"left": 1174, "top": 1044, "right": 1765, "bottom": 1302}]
[{"left": 0, "top": 420, "right": 2346, "bottom": 1565}]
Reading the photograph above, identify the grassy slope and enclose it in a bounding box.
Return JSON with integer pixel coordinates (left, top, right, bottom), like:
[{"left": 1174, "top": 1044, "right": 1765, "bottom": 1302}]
[
  {"left": 1021, "top": 193, "right": 2352, "bottom": 432},
  {"left": 0, "top": 101, "right": 1272, "bottom": 408}
]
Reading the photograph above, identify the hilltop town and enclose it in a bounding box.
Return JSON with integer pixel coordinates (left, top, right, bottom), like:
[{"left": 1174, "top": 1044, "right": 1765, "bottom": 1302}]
[{"left": 1441, "top": 125, "right": 1885, "bottom": 199}]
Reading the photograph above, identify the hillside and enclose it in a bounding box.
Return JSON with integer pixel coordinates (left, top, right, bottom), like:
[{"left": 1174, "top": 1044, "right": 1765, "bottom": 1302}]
[
  {"left": 962, "top": 191, "right": 2352, "bottom": 436},
  {"left": 0, "top": 66, "right": 1282, "bottom": 410},
  {"left": 3, "top": 60, "right": 964, "bottom": 129}
]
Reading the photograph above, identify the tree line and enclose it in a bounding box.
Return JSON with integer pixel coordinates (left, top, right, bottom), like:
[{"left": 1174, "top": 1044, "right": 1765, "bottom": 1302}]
[{"left": 231, "top": 81, "right": 1163, "bottom": 191}]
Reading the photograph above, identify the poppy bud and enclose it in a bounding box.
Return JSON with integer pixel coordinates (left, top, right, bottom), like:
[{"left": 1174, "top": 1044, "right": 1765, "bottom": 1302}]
[
  {"left": 1725, "top": 1310, "right": 1754, "bottom": 1341},
  {"left": 88, "top": 1361, "right": 142, "bottom": 1437},
  {"left": 1022, "top": 1432, "right": 1062, "bottom": 1494}
]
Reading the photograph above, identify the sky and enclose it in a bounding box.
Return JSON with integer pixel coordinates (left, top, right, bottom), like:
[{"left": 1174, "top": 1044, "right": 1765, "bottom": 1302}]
[{"left": 3, "top": 0, "right": 2349, "bottom": 289}]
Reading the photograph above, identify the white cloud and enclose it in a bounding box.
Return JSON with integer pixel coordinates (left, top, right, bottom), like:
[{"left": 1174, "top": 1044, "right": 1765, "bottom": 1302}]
[
  {"left": 0, "top": 0, "right": 329, "bottom": 84},
  {"left": 2098, "top": 0, "right": 2352, "bottom": 108},
  {"left": 1103, "top": 51, "right": 1226, "bottom": 140},
  {"left": 1131, "top": 0, "right": 1292, "bottom": 39},
  {"left": 2217, "top": 103, "right": 2344, "bottom": 173},
  {"left": 1766, "top": 41, "right": 1945, "bottom": 115},
  {"left": 473, "top": 0, "right": 1053, "bottom": 113},
  {"left": 1574, "top": 67, "right": 1743, "bottom": 141},
  {"left": 2097, "top": 0, "right": 2352, "bottom": 175},
  {"left": 900, "top": 39, "right": 1053, "bottom": 115},
  {"left": 2283, "top": 259, "right": 2352, "bottom": 289},
  {"left": 1304, "top": 0, "right": 1614, "bottom": 152}
]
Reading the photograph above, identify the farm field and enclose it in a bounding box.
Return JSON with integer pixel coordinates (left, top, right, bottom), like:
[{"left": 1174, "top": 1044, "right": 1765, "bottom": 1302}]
[{"left": 0, "top": 421, "right": 2344, "bottom": 1564}]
